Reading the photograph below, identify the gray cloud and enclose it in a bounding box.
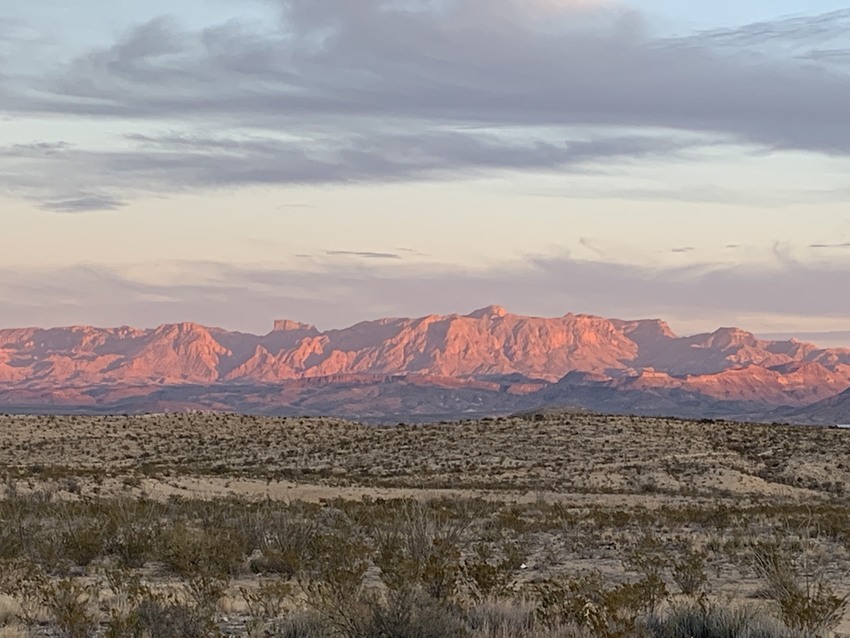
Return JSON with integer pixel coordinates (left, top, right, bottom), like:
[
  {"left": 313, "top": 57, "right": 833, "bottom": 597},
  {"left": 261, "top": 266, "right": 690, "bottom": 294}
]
[
  {"left": 326, "top": 250, "right": 402, "bottom": 260},
  {"left": 115, "top": 129, "right": 686, "bottom": 183},
  {"left": 2, "top": 250, "right": 849, "bottom": 334},
  {"left": 1, "top": 128, "right": 691, "bottom": 211},
  {"left": 801, "top": 48, "right": 850, "bottom": 63},
  {"left": 810, "top": 242, "right": 850, "bottom": 249},
  {"left": 0, "top": 141, "right": 71, "bottom": 157},
  {"left": 679, "top": 10, "right": 850, "bottom": 57},
  {"left": 41, "top": 194, "right": 125, "bottom": 213},
  {"left": 2, "top": 2, "right": 850, "bottom": 208},
  {"left": 395, "top": 247, "right": 429, "bottom": 257}
]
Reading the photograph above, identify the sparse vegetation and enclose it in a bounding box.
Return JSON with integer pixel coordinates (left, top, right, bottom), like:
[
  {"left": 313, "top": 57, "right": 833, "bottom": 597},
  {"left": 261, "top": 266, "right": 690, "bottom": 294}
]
[{"left": 0, "top": 412, "right": 848, "bottom": 636}]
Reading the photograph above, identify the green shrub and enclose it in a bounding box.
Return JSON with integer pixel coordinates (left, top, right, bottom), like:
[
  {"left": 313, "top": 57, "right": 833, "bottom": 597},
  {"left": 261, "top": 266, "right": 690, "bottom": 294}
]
[
  {"left": 671, "top": 548, "right": 709, "bottom": 597},
  {"left": 373, "top": 500, "right": 471, "bottom": 602},
  {"left": 42, "top": 579, "right": 99, "bottom": 638},
  {"left": 59, "top": 518, "right": 106, "bottom": 568},
  {"left": 160, "top": 523, "right": 245, "bottom": 578},
  {"left": 102, "top": 499, "right": 161, "bottom": 568},
  {"left": 0, "top": 559, "right": 51, "bottom": 630},
  {"left": 301, "top": 532, "right": 371, "bottom": 638},
  {"left": 0, "top": 564, "right": 97, "bottom": 638},
  {"left": 464, "top": 542, "right": 520, "bottom": 602}
]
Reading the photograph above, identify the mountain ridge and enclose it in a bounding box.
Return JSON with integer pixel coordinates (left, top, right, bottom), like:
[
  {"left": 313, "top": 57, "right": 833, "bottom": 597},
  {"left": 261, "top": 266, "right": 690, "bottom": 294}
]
[{"left": 2, "top": 306, "right": 849, "bottom": 421}]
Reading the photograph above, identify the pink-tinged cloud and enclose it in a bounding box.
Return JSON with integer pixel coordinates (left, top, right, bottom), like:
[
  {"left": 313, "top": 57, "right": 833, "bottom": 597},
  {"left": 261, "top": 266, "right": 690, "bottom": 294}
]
[{"left": 2, "top": 250, "right": 850, "bottom": 337}]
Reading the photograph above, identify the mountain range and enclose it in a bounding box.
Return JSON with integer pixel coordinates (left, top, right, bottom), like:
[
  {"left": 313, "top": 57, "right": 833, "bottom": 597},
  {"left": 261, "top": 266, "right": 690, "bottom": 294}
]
[{"left": 1, "top": 305, "right": 848, "bottom": 423}]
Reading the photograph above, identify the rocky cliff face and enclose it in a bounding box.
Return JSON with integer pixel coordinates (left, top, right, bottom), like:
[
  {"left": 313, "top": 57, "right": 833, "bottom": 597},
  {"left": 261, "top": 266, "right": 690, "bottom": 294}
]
[{"left": 2, "top": 306, "right": 849, "bottom": 416}]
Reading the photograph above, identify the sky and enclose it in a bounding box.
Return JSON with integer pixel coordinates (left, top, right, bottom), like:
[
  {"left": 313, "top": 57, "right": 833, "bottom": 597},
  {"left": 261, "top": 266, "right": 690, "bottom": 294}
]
[{"left": 2, "top": 0, "right": 850, "bottom": 344}]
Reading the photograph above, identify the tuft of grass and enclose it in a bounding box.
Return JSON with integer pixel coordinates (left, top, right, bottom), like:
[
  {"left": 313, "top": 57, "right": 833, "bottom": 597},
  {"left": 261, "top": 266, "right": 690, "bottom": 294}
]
[
  {"left": 647, "top": 601, "right": 802, "bottom": 638},
  {"left": 750, "top": 541, "right": 849, "bottom": 635}
]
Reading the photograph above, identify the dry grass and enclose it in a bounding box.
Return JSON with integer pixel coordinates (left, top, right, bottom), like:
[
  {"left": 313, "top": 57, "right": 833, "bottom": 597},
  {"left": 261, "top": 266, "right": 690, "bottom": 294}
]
[
  {"left": 0, "top": 412, "right": 849, "bottom": 636},
  {"left": 1, "top": 412, "right": 849, "bottom": 502}
]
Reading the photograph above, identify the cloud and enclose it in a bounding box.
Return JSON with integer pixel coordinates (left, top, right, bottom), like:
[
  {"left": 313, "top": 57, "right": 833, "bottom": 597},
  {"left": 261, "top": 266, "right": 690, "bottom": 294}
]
[
  {"left": 0, "top": 141, "right": 71, "bottom": 157},
  {"left": 326, "top": 250, "right": 402, "bottom": 260},
  {"left": 680, "top": 10, "right": 850, "bottom": 56},
  {"left": 395, "top": 247, "right": 429, "bottom": 257},
  {"left": 2, "top": 2, "right": 850, "bottom": 208},
  {"left": 810, "top": 242, "right": 850, "bottom": 249},
  {"left": 0, "top": 128, "right": 692, "bottom": 208},
  {"left": 2, "top": 250, "right": 849, "bottom": 334},
  {"left": 40, "top": 194, "right": 125, "bottom": 213},
  {"left": 544, "top": 184, "right": 850, "bottom": 207}
]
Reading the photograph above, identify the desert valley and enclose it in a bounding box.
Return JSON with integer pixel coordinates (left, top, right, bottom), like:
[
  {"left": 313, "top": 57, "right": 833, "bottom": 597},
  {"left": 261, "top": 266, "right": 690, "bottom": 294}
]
[{"left": 4, "top": 0, "right": 850, "bottom": 635}]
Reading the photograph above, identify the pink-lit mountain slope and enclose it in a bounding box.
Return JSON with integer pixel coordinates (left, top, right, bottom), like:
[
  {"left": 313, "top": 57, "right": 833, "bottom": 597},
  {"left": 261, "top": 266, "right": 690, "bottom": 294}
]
[{"left": 1, "top": 306, "right": 849, "bottom": 420}]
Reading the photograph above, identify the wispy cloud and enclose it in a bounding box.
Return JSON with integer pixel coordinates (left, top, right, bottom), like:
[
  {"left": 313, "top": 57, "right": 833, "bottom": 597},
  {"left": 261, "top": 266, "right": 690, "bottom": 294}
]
[
  {"left": 0, "top": 141, "right": 71, "bottom": 157},
  {"left": 1, "top": 2, "right": 850, "bottom": 209},
  {"left": 326, "top": 250, "right": 402, "bottom": 260},
  {"left": 2, "top": 250, "right": 849, "bottom": 333},
  {"left": 810, "top": 242, "right": 850, "bottom": 249},
  {"left": 0, "top": 128, "right": 693, "bottom": 212},
  {"left": 41, "top": 194, "right": 125, "bottom": 213}
]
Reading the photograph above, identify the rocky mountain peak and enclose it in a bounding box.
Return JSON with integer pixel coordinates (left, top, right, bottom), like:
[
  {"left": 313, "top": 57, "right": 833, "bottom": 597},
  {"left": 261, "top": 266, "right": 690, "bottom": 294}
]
[
  {"left": 272, "top": 319, "right": 319, "bottom": 333},
  {"left": 1, "top": 307, "right": 849, "bottom": 414},
  {"left": 467, "top": 305, "right": 509, "bottom": 319}
]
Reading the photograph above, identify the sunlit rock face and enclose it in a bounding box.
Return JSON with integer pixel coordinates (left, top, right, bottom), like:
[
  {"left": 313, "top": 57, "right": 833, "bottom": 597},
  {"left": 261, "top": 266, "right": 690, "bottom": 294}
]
[{"left": 1, "top": 307, "right": 849, "bottom": 411}]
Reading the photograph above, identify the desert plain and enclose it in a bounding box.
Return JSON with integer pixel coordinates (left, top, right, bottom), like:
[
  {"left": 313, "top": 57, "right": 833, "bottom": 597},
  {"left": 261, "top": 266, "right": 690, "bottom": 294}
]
[{"left": 0, "top": 411, "right": 848, "bottom": 637}]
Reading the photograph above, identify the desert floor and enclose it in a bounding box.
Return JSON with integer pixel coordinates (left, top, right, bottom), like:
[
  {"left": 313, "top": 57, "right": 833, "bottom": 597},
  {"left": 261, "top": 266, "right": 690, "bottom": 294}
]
[{"left": 0, "top": 411, "right": 848, "bottom": 636}]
